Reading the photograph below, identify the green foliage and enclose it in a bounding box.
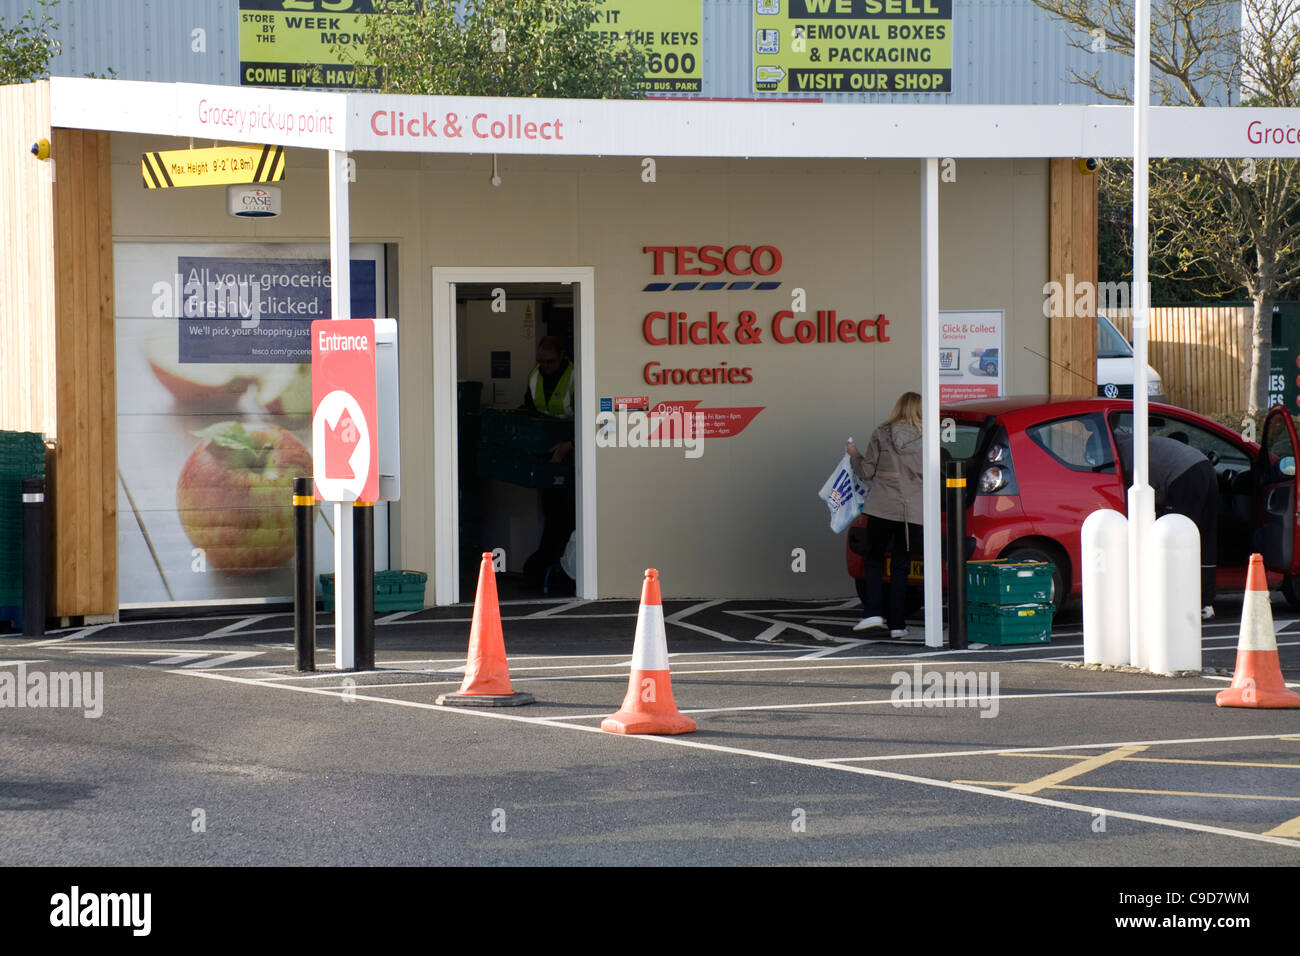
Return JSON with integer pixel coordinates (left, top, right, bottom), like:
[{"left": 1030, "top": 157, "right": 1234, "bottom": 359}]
[
  {"left": 342, "top": 0, "right": 647, "bottom": 99},
  {"left": 0, "top": 0, "right": 60, "bottom": 84},
  {"left": 1097, "top": 159, "right": 1245, "bottom": 303}
]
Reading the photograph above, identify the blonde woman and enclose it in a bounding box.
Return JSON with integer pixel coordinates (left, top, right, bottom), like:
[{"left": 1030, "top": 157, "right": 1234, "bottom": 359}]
[{"left": 845, "top": 392, "right": 924, "bottom": 637}]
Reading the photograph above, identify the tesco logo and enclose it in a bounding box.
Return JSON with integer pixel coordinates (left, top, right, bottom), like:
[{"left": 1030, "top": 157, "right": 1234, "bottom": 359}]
[{"left": 644, "top": 245, "right": 783, "bottom": 277}]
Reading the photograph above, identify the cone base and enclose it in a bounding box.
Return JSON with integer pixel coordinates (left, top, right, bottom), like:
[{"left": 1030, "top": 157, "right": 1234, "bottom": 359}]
[
  {"left": 1215, "top": 687, "right": 1300, "bottom": 709},
  {"left": 436, "top": 692, "right": 535, "bottom": 708},
  {"left": 600, "top": 709, "right": 697, "bottom": 735}
]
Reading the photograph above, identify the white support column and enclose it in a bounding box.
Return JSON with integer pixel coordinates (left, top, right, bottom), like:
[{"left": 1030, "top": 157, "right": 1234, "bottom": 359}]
[
  {"left": 329, "top": 148, "right": 355, "bottom": 670},
  {"left": 921, "top": 158, "right": 943, "bottom": 648},
  {"left": 1128, "top": 0, "right": 1155, "bottom": 668}
]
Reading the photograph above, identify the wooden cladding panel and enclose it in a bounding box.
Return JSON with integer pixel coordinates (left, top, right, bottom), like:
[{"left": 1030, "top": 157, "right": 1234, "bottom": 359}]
[
  {"left": 1109, "top": 307, "right": 1252, "bottom": 415},
  {"left": 51, "top": 128, "right": 116, "bottom": 618},
  {"left": 1048, "top": 158, "right": 1098, "bottom": 396},
  {"left": 0, "top": 82, "right": 56, "bottom": 436}
]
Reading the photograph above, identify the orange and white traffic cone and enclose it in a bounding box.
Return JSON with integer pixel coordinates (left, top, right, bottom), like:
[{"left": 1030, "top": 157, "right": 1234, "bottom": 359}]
[
  {"left": 1216, "top": 553, "right": 1300, "bottom": 709},
  {"left": 601, "top": 569, "right": 697, "bottom": 735},
  {"left": 436, "top": 552, "right": 535, "bottom": 708}
]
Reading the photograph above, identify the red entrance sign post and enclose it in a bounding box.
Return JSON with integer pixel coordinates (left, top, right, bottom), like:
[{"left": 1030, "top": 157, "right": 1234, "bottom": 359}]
[{"left": 312, "top": 318, "right": 380, "bottom": 669}]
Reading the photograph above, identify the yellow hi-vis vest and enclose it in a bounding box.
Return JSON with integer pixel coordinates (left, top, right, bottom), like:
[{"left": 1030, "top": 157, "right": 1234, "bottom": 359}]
[{"left": 528, "top": 361, "right": 574, "bottom": 418}]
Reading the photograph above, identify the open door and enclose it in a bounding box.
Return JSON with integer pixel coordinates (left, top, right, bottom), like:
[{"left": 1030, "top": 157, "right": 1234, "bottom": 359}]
[{"left": 1258, "top": 406, "right": 1300, "bottom": 573}]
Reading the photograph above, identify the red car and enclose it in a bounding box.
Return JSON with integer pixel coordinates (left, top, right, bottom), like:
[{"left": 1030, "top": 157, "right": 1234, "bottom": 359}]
[{"left": 938, "top": 396, "right": 1300, "bottom": 610}]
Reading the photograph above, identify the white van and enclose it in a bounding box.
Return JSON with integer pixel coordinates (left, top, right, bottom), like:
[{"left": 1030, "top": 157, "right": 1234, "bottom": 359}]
[{"left": 1097, "top": 313, "right": 1166, "bottom": 401}]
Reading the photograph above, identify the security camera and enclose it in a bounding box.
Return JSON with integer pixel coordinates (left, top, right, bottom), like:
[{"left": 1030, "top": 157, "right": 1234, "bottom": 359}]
[
  {"left": 1077, "top": 157, "right": 1100, "bottom": 175},
  {"left": 30, "top": 138, "right": 50, "bottom": 161}
]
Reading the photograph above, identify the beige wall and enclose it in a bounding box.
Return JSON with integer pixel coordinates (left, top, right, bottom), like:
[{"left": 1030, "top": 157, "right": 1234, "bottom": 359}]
[{"left": 110, "top": 139, "right": 1048, "bottom": 600}]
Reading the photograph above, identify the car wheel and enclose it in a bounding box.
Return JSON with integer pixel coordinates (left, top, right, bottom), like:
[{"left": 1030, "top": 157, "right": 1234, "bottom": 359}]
[
  {"left": 1282, "top": 574, "right": 1300, "bottom": 611},
  {"left": 1000, "top": 545, "right": 1066, "bottom": 613}
]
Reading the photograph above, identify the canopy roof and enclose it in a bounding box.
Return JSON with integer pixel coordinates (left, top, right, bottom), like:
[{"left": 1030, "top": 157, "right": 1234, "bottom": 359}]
[{"left": 47, "top": 77, "right": 1300, "bottom": 159}]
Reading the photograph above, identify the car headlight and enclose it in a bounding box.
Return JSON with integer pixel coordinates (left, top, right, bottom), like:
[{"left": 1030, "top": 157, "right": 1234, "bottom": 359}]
[
  {"left": 1147, "top": 380, "right": 1163, "bottom": 396},
  {"left": 986, "top": 443, "right": 1009, "bottom": 463},
  {"left": 979, "top": 466, "right": 1008, "bottom": 494}
]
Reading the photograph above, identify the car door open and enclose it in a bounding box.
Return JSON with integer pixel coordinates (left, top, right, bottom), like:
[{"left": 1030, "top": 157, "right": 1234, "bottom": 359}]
[{"left": 1258, "top": 406, "right": 1300, "bottom": 575}]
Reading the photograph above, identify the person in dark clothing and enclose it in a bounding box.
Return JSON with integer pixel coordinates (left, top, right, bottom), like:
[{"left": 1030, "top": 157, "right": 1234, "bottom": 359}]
[
  {"left": 520, "top": 336, "right": 575, "bottom": 588},
  {"left": 1113, "top": 432, "right": 1219, "bottom": 618}
]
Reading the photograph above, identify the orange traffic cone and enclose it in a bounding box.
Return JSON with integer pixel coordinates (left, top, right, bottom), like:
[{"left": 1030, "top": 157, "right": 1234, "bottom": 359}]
[
  {"left": 1216, "top": 554, "right": 1300, "bottom": 709},
  {"left": 601, "top": 569, "right": 697, "bottom": 735},
  {"left": 436, "top": 553, "right": 535, "bottom": 708}
]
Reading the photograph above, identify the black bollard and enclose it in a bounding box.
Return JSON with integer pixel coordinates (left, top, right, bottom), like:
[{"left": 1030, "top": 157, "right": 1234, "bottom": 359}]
[
  {"left": 945, "top": 459, "right": 968, "bottom": 650},
  {"left": 354, "top": 502, "right": 375, "bottom": 671},
  {"left": 292, "top": 477, "right": 315, "bottom": 672},
  {"left": 22, "top": 477, "right": 45, "bottom": 637}
]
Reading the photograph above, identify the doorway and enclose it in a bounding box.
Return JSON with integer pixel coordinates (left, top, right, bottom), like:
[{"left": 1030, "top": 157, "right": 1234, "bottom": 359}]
[{"left": 431, "top": 267, "right": 596, "bottom": 604}]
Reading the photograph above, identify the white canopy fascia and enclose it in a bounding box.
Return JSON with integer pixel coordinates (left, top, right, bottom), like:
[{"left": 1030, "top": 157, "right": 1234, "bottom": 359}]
[{"left": 47, "top": 77, "right": 1300, "bottom": 160}]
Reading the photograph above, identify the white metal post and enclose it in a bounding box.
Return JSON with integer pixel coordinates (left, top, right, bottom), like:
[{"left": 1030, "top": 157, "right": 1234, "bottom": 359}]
[
  {"left": 921, "top": 158, "right": 943, "bottom": 647},
  {"left": 1128, "top": 0, "right": 1155, "bottom": 668},
  {"left": 329, "top": 148, "right": 356, "bottom": 670}
]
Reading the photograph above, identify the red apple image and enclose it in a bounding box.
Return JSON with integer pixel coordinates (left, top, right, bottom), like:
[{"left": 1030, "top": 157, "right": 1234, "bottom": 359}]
[
  {"left": 177, "top": 421, "right": 313, "bottom": 573},
  {"left": 257, "top": 363, "right": 313, "bottom": 415},
  {"left": 149, "top": 357, "right": 257, "bottom": 406},
  {"left": 147, "top": 333, "right": 257, "bottom": 407}
]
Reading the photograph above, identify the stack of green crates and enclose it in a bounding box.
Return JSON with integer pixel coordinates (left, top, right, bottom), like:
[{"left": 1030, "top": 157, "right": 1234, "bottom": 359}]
[
  {"left": 476, "top": 409, "right": 573, "bottom": 489},
  {"left": 320, "top": 570, "right": 428, "bottom": 612},
  {"left": 965, "top": 560, "right": 1055, "bottom": 645},
  {"left": 0, "top": 431, "right": 46, "bottom": 613}
]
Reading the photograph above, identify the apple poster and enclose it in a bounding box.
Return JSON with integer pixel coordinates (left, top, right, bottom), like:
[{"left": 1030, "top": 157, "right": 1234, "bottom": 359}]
[{"left": 114, "top": 242, "right": 389, "bottom": 606}]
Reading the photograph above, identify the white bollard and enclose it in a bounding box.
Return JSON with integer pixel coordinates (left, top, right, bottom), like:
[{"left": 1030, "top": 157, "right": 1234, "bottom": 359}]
[
  {"left": 1082, "top": 509, "right": 1130, "bottom": 665},
  {"left": 1146, "top": 513, "right": 1202, "bottom": 676},
  {"left": 1127, "top": 484, "right": 1156, "bottom": 671}
]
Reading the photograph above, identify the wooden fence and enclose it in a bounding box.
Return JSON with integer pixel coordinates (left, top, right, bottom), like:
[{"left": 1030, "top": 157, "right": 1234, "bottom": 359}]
[{"left": 1107, "top": 307, "right": 1253, "bottom": 416}]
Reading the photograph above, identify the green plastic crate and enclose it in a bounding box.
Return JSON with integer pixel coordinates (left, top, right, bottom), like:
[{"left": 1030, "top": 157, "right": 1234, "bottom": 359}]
[
  {"left": 479, "top": 408, "right": 572, "bottom": 454},
  {"left": 966, "top": 560, "right": 1054, "bottom": 606},
  {"left": 320, "top": 570, "right": 428, "bottom": 612},
  {"left": 967, "top": 602, "right": 1054, "bottom": 645},
  {"left": 0, "top": 431, "right": 45, "bottom": 606}
]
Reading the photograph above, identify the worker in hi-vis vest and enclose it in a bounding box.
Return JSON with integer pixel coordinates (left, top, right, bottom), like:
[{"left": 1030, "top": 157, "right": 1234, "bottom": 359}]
[
  {"left": 521, "top": 335, "right": 577, "bottom": 591},
  {"left": 523, "top": 335, "right": 575, "bottom": 463}
]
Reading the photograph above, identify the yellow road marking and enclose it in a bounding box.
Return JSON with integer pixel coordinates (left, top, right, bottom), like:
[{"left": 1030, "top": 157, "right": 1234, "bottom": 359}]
[
  {"left": 1000, "top": 752, "right": 1300, "bottom": 770},
  {"left": 1007, "top": 745, "right": 1147, "bottom": 794},
  {"left": 955, "top": 781, "right": 1300, "bottom": 802},
  {"left": 1263, "top": 816, "right": 1300, "bottom": 837}
]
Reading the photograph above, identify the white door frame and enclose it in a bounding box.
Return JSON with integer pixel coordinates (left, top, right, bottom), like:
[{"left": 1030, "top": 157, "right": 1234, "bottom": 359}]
[{"left": 431, "top": 266, "right": 597, "bottom": 605}]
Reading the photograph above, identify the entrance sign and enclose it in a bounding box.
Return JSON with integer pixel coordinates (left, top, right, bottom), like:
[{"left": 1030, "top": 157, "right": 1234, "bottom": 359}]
[
  {"left": 141, "top": 144, "right": 286, "bottom": 189},
  {"left": 312, "top": 319, "right": 379, "bottom": 502}
]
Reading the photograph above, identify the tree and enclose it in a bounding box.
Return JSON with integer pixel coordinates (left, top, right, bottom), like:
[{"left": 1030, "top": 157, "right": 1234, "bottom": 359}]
[
  {"left": 1032, "top": 0, "right": 1300, "bottom": 415},
  {"left": 341, "top": 0, "right": 647, "bottom": 99},
  {"left": 0, "top": 0, "right": 60, "bottom": 83}
]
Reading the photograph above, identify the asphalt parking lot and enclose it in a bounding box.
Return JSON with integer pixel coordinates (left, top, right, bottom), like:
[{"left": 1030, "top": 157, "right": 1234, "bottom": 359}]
[{"left": 2, "top": 594, "right": 1299, "bottom": 867}]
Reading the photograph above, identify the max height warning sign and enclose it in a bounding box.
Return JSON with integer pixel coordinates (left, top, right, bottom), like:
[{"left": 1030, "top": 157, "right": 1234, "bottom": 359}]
[{"left": 754, "top": 0, "right": 952, "bottom": 95}]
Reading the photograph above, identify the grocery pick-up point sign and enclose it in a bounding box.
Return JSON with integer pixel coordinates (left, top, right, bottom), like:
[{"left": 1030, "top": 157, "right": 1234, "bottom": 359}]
[{"left": 312, "top": 319, "right": 379, "bottom": 503}]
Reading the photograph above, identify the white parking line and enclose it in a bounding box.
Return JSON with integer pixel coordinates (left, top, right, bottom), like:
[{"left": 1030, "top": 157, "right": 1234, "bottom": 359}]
[
  {"left": 820, "top": 732, "right": 1300, "bottom": 763},
  {"left": 171, "top": 667, "right": 1300, "bottom": 850},
  {"left": 539, "top": 685, "right": 1225, "bottom": 721},
  {"left": 524, "top": 600, "right": 588, "bottom": 618}
]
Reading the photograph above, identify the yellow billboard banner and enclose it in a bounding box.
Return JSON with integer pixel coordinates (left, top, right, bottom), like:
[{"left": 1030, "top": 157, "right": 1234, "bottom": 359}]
[
  {"left": 240, "top": 0, "right": 378, "bottom": 89},
  {"left": 754, "top": 0, "right": 952, "bottom": 95},
  {"left": 591, "top": 0, "right": 703, "bottom": 94},
  {"left": 141, "top": 145, "right": 287, "bottom": 189}
]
